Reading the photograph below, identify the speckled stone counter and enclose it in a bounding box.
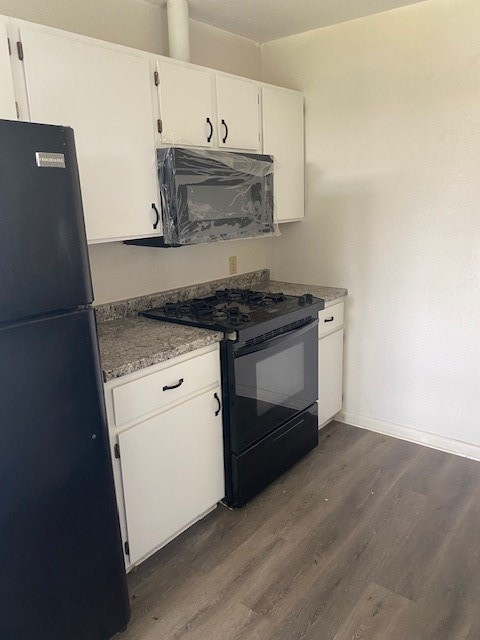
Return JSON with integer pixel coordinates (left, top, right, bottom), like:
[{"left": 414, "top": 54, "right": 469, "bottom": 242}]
[
  {"left": 95, "top": 269, "right": 270, "bottom": 323},
  {"left": 96, "top": 269, "right": 347, "bottom": 381},
  {"left": 98, "top": 317, "right": 222, "bottom": 382},
  {"left": 256, "top": 280, "right": 347, "bottom": 304}
]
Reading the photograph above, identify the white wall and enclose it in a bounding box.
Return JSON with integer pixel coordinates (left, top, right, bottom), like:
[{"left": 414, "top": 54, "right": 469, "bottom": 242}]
[
  {"left": 262, "top": 0, "right": 480, "bottom": 449},
  {"left": 0, "top": 0, "right": 265, "bottom": 303},
  {"left": 0, "top": 0, "right": 169, "bottom": 53}
]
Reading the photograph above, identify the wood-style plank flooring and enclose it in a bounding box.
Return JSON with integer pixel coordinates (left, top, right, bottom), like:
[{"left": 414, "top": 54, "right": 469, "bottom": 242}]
[{"left": 122, "top": 422, "right": 480, "bottom": 639}]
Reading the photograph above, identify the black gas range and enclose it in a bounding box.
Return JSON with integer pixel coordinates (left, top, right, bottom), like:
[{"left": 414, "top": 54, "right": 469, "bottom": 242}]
[
  {"left": 142, "top": 288, "right": 325, "bottom": 507},
  {"left": 141, "top": 288, "right": 323, "bottom": 341}
]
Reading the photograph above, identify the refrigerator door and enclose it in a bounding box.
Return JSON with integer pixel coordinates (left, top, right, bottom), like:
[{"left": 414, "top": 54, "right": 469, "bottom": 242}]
[
  {"left": 0, "top": 119, "right": 93, "bottom": 324},
  {"left": 0, "top": 309, "right": 130, "bottom": 640}
]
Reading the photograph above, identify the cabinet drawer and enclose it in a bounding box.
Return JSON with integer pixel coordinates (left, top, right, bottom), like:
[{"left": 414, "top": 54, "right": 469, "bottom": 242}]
[
  {"left": 318, "top": 302, "right": 344, "bottom": 337},
  {"left": 112, "top": 349, "right": 220, "bottom": 427}
]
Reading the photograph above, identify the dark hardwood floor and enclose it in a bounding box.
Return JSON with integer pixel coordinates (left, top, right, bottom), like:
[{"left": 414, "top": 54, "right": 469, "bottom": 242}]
[{"left": 122, "top": 422, "right": 480, "bottom": 639}]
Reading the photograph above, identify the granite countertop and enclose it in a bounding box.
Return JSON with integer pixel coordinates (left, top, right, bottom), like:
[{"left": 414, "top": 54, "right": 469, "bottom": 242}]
[
  {"left": 98, "top": 317, "right": 223, "bottom": 382},
  {"left": 96, "top": 270, "right": 347, "bottom": 382},
  {"left": 256, "top": 280, "right": 348, "bottom": 304}
]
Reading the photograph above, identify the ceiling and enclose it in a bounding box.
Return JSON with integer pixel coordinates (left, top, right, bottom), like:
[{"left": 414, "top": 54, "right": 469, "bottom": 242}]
[{"left": 152, "top": 0, "right": 428, "bottom": 43}]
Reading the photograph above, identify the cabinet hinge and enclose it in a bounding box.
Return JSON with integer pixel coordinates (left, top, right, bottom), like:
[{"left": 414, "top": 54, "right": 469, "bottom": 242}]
[
  {"left": 7, "top": 37, "right": 11, "bottom": 55},
  {"left": 16, "top": 41, "right": 23, "bottom": 61},
  {"left": 124, "top": 541, "right": 130, "bottom": 557},
  {"left": 154, "top": 70, "right": 159, "bottom": 86},
  {"left": 15, "top": 102, "right": 20, "bottom": 119},
  {"left": 114, "top": 443, "right": 121, "bottom": 459},
  {"left": 157, "top": 119, "right": 163, "bottom": 134}
]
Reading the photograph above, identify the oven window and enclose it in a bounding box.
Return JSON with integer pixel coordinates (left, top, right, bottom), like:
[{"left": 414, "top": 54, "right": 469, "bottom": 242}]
[
  {"left": 232, "top": 322, "right": 318, "bottom": 453},
  {"left": 240, "top": 342, "right": 305, "bottom": 416}
]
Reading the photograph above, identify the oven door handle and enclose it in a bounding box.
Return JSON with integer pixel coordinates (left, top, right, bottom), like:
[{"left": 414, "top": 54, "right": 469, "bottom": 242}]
[{"left": 236, "top": 319, "right": 318, "bottom": 358}]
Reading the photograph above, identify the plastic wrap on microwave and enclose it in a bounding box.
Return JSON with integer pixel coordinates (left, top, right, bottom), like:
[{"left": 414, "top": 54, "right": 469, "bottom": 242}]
[{"left": 157, "top": 147, "right": 277, "bottom": 245}]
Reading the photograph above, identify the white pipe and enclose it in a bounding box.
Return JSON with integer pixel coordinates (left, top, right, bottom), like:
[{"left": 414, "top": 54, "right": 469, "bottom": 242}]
[{"left": 167, "top": 0, "right": 190, "bottom": 62}]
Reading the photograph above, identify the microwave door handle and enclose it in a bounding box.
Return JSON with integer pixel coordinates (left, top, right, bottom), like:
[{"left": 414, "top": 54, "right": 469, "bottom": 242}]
[{"left": 236, "top": 319, "right": 318, "bottom": 357}]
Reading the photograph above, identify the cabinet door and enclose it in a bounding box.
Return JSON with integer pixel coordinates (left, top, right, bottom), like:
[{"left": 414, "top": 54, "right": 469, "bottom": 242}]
[
  {"left": 157, "top": 60, "right": 214, "bottom": 147},
  {"left": 262, "top": 86, "right": 304, "bottom": 222},
  {"left": 216, "top": 75, "right": 260, "bottom": 150},
  {"left": 118, "top": 388, "right": 224, "bottom": 565},
  {"left": 318, "top": 329, "right": 344, "bottom": 426},
  {"left": 0, "top": 20, "right": 16, "bottom": 120},
  {"left": 19, "top": 26, "right": 159, "bottom": 243}
]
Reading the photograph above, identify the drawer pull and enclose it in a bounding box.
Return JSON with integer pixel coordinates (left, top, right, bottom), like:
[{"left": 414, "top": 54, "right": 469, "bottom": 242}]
[
  {"left": 214, "top": 392, "right": 222, "bottom": 416},
  {"left": 324, "top": 316, "right": 335, "bottom": 323},
  {"left": 163, "top": 378, "right": 184, "bottom": 391}
]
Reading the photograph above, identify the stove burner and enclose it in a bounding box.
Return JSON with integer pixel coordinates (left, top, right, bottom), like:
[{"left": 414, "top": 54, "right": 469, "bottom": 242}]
[
  {"left": 212, "top": 310, "right": 229, "bottom": 321},
  {"left": 227, "top": 306, "right": 241, "bottom": 316},
  {"left": 268, "top": 292, "right": 287, "bottom": 303}
]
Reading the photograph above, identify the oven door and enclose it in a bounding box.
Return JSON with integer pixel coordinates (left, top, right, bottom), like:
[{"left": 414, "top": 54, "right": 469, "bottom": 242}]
[{"left": 230, "top": 320, "right": 318, "bottom": 453}]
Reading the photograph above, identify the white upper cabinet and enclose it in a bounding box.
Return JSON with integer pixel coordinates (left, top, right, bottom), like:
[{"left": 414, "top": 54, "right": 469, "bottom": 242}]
[
  {"left": 216, "top": 75, "right": 260, "bottom": 150},
  {"left": 157, "top": 60, "right": 215, "bottom": 147},
  {"left": 155, "top": 63, "right": 260, "bottom": 151},
  {"left": 0, "top": 20, "right": 16, "bottom": 120},
  {"left": 18, "top": 26, "right": 159, "bottom": 243},
  {"left": 262, "top": 86, "right": 304, "bottom": 222}
]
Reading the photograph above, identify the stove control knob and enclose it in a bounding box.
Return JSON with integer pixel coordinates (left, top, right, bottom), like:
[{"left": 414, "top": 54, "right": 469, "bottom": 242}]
[
  {"left": 305, "top": 294, "right": 314, "bottom": 304},
  {"left": 298, "top": 295, "right": 306, "bottom": 305}
]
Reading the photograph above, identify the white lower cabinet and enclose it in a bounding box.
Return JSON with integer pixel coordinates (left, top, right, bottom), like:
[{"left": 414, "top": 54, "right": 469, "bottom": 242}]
[
  {"left": 118, "top": 387, "right": 224, "bottom": 565},
  {"left": 104, "top": 344, "right": 224, "bottom": 569},
  {"left": 318, "top": 302, "right": 345, "bottom": 426}
]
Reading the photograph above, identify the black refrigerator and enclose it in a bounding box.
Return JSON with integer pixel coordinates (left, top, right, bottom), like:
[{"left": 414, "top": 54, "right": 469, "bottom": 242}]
[{"left": 0, "top": 120, "right": 130, "bottom": 639}]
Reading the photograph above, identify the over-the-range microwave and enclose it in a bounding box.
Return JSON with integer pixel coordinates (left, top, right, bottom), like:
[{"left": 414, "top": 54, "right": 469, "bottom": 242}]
[{"left": 125, "top": 147, "right": 275, "bottom": 248}]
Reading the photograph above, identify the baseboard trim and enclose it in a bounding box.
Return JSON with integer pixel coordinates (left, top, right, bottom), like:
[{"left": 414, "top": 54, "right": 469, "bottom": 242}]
[{"left": 338, "top": 410, "right": 480, "bottom": 462}]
